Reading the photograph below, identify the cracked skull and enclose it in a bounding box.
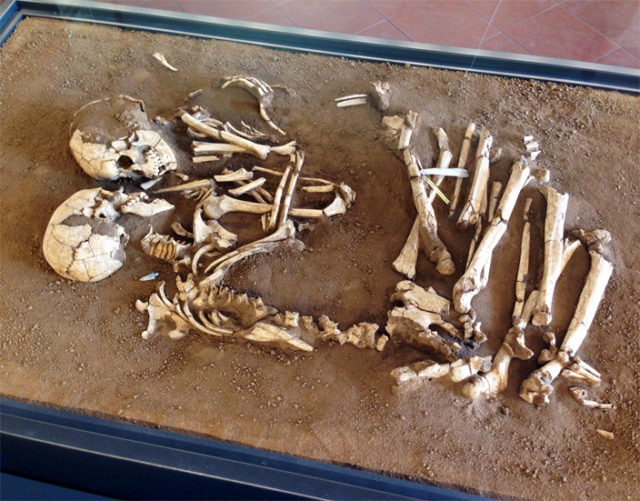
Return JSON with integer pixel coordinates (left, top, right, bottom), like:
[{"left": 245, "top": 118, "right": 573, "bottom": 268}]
[{"left": 69, "top": 95, "right": 177, "bottom": 180}]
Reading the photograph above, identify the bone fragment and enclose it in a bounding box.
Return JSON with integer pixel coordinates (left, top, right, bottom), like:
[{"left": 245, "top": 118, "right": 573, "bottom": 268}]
[
  {"left": 532, "top": 186, "right": 569, "bottom": 326},
  {"left": 596, "top": 429, "right": 614, "bottom": 440},
  {"left": 571, "top": 228, "right": 611, "bottom": 253},
  {"left": 224, "top": 121, "right": 268, "bottom": 141},
  {"left": 278, "top": 151, "right": 304, "bottom": 227},
  {"left": 252, "top": 165, "right": 333, "bottom": 185},
  {"left": 244, "top": 322, "right": 314, "bottom": 351},
  {"left": 533, "top": 168, "right": 550, "bottom": 183},
  {"left": 334, "top": 93, "right": 368, "bottom": 102},
  {"left": 403, "top": 149, "right": 455, "bottom": 275},
  {"left": 449, "top": 122, "right": 476, "bottom": 217},
  {"left": 201, "top": 221, "right": 299, "bottom": 285},
  {"left": 192, "top": 141, "right": 251, "bottom": 155},
  {"left": 336, "top": 97, "right": 369, "bottom": 108},
  {"left": 228, "top": 177, "right": 266, "bottom": 197},
  {"left": 519, "top": 251, "right": 613, "bottom": 405},
  {"left": 152, "top": 52, "right": 177, "bottom": 71},
  {"left": 140, "top": 177, "right": 162, "bottom": 190},
  {"left": 268, "top": 164, "right": 292, "bottom": 231},
  {"left": 141, "top": 228, "right": 191, "bottom": 270},
  {"left": 561, "top": 358, "right": 601, "bottom": 385},
  {"left": 569, "top": 387, "right": 613, "bottom": 409},
  {"left": 214, "top": 169, "right": 253, "bottom": 183},
  {"left": 398, "top": 111, "right": 418, "bottom": 150},
  {"left": 323, "top": 196, "right": 347, "bottom": 217},
  {"left": 119, "top": 195, "right": 174, "bottom": 217},
  {"left": 457, "top": 129, "right": 492, "bottom": 230},
  {"left": 391, "top": 280, "right": 450, "bottom": 314},
  {"left": 371, "top": 81, "right": 390, "bottom": 111},
  {"left": 392, "top": 218, "right": 420, "bottom": 279},
  {"left": 222, "top": 76, "right": 285, "bottom": 135},
  {"left": 193, "top": 207, "right": 237, "bottom": 248},
  {"left": 489, "top": 147, "right": 502, "bottom": 164},
  {"left": 192, "top": 155, "right": 221, "bottom": 163},
  {"left": 513, "top": 198, "right": 533, "bottom": 323},
  {"left": 487, "top": 181, "right": 503, "bottom": 221},
  {"left": 392, "top": 356, "right": 491, "bottom": 390},
  {"left": 154, "top": 179, "right": 213, "bottom": 194},
  {"left": 303, "top": 184, "right": 335, "bottom": 194},
  {"left": 382, "top": 115, "right": 404, "bottom": 139},
  {"left": 454, "top": 158, "right": 531, "bottom": 313},
  {"left": 181, "top": 112, "right": 271, "bottom": 159}
]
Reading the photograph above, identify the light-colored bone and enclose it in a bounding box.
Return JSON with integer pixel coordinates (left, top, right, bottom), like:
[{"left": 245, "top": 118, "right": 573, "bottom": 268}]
[
  {"left": 334, "top": 93, "right": 368, "bottom": 102},
  {"left": 336, "top": 97, "right": 369, "bottom": 108},
  {"left": 141, "top": 228, "right": 191, "bottom": 266},
  {"left": 561, "top": 357, "right": 601, "bottom": 385},
  {"left": 193, "top": 207, "right": 237, "bottom": 249},
  {"left": 371, "top": 81, "right": 390, "bottom": 111},
  {"left": 453, "top": 158, "right": 531, "bottom": 313},
  {"left": 398, "top": 111, "right": 418, "bottom": 150},
  {"left": 323, "top": 196, "right": 347, "bottom": 217},
  {"left": 140, "top": 177, "right": 162, "bottom": 190},
  {"left": 392, "top": 218, "right": 420, "bottom": 279},
  {"left": 303, "top": 184, "right": 335, "bottom": 194},
  {"left": 449, "top": 122, "right": 476, "bottom": 217},
  {"left": 532, "top": 186, "right": 569, "bottom": 326},
  {"left": 222, "top": 76, "right": 285, "bottom": 135},
  {"left": 278, "top": 151, "right": 304, "bottom": 227},
  {"left": 392, "top": 356, "right": 490, "bottom": 389},
  {"left": 513, "top": 198, "right": 533, "bottom": 322},
  {"left": 154, "top": 179, "right": 213, "bottom": 194},
  {"left": 252, "top": 166, "right": 334, "bottom": 186},
  {"left": 489, "top": 147, "right": 502, "bottom": 164},
  {"left": 390, "top": 280, "right": 450, "bottom": 314},
  {"left": 181, "top": 112, "right": 271, "bottom": 159},
  {"left": 228, "top": 177, "right": 266, "bottom": 197},
  {"left": 268, "top": 164, "right": 292, "bottom": 230},
  {"left": 403, "top": 149, "right": 455, "bottom": 275},
  {"left": 569, "top": 387, "right": 613, "bottom": 409},
  {"left": 203, "top": 194, "right": 270, "bottom": 219},
  {"left": 571, "top": 228, "right": 611, "bottom": 253},
  {"left": 243, "top": 322, "right": 314, "bottom": 351},
  {"left": 152, "top": 52, "right": 177, "bottom": 71},
  {"left": 487, "top": 181, "right": 502, "bottom": 221},
  {"left": 192, "top": 142, "right": 250, "bottom": 155},
  {"left": 224, "top": 121, "right": 268, "bottom": 141},
  {"left": 519, "top": 250, "right": 613, "bottom": 405},
  {"left": 596, "top": 429, "right": 614, "bottom": 440},
  {"left": 215, "top": 169, "right": 253, "bottom": 183},
  {"left": 201, "top": 221, "right": 299, "bottom": 285},
  {"left": 457, "top": 129, "right": 492, "bottom": 230},
  {"left": 192, "top": 155, "right": 221, "bottom": 163}
]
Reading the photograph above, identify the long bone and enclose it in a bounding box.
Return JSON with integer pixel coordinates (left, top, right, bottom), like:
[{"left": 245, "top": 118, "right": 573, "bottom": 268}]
[
  {"left": 398, "top": 111, "right": 418, "bottom": 150},
  {"left": 278, "top": 150, "right": 305, "bottom": 228},
  {"left": 532, "top": 186, "right": 569, "bottom": 326},
  {"left": 449, "top": 122, "right": 476, "bottom": 217},
  {"left": 460, "top": 199, "right": 535, "bottom": 399},
  {"left": 181, "top": 112, "right": 271, "bottom": 159},
  {"left": 392, "top": 129, "right": 453, "bottom": 278},
  {"left": 453, "top": 158, "right": 531, "bottom": 313},
  {"left": 519, "top": 250, "right": 613, "bottom": 405},
  {"left": 203, "top": 194, "right": 323, "bottom": 221},
  {"left": 457, "top": 129, "right": 493, "bottom": 230},
  {"left": 403, "top": 148, "right": 455, "bottom": 275},
  {"left": 268, "top": 163, "right": 292, "bottom": 230},
  {"left": 222, "top": 76, "right": 286, "bottom": 135}
]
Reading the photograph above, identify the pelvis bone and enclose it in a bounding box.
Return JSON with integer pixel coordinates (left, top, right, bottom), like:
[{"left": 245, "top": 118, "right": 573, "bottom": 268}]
[{"left": 69, "top": 95, "right": 177, "bottom": 180}]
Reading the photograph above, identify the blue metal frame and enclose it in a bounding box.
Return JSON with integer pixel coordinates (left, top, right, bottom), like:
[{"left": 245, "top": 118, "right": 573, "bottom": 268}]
[
  {"left": 0, "top": 1, "right": 636, "bottom": 498},
  {"left": 1, "top": 0, "right": 638, "bottom": 92},
  {"left": 1, "top": 399, "right": 486, "bottom": 499}
]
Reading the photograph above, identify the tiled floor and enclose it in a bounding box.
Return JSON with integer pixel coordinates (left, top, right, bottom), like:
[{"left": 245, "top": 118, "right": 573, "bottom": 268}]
[{"left": 96, "top": 0, "right": 640, "bottom": 68}]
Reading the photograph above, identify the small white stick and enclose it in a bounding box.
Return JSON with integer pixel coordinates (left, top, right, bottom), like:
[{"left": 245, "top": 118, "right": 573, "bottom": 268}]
[
  {"left": 334, "top": 93, "right": 368, "bottom": 102},
  {"left": 152, "top": 52, "right": 177, "bottom": 71},
  {"left": 192, "top": 155, "right": 220, "bottom": 163},
  {"left": 336, "top": 97, "right": 369, "bottom": 108},
  {"left": 268, "top": 164, "right": 291, "bottom": 231}
]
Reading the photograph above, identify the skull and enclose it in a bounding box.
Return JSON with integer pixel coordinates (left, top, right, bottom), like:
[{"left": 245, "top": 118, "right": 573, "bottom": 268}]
[
  {"left": 43, "top": 187, "right": 174, "bottom": 282},
  {"left": 69, "top": 95, "right": 177, "bottom": 181}
]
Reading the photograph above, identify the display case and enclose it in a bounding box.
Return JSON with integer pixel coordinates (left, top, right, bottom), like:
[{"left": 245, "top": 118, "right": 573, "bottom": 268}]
[{"left": 1, "top": 1, "right": 638, "bottom": 499}]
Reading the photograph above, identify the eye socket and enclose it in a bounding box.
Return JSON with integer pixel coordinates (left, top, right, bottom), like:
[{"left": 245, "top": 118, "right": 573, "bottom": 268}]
[{"left": 116, "top": 155, "right": 134, "bottom": 168}]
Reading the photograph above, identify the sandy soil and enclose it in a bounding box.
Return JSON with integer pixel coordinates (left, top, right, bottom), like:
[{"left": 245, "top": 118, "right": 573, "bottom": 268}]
[{"left": 1, "top": 18, "right": 639, "bottom": 500}]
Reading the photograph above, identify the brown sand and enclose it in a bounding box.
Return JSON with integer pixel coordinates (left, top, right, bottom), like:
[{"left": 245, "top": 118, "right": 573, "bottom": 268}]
[{"left": 1, "top": 17, "right": 639, "bottom": 500}]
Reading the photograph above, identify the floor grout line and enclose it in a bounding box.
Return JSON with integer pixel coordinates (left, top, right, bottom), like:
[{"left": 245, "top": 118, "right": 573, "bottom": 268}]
[
  {"left": 361, "top": 0, "right": 419, "bottom": 42},
  {"left": 267, "top": 0, "right": 297, "bottom": 27}
]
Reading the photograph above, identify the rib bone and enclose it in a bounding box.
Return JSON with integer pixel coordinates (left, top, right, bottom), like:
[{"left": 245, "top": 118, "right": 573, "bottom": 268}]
[{"left": 222, "top": 76, "right": 285, "bottom": 135}]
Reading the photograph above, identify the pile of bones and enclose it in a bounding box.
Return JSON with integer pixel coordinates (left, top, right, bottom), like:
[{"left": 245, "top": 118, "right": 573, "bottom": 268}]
[{"left": 42, "top": 73, "right": 613, "bottom": 411}]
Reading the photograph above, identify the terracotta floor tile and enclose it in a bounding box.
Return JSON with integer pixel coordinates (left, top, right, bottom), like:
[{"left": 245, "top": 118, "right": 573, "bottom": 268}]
[
  {"left": 271, "top": 0, "right": 292, "bottom": 5},
  {"left": 278, "top": 0, "right": 383, "bottom": 34},
  {"left": 248, "top": 6, "right": 293, "bottom": 26},
  {"left": 366, "top": 0, "right": 425, "bottom": 19},
  {"left": 358, "top": 20, "right": 410, "bottom": 40},
  {"left": 484, "top": 0, "right": 557, "bottom": 31},
  {"left": 177, "top": 0, "right": 273, "bottom": 20},
  {"left": 460, "top": 0, "right": 500, "bottom": 19},
  {"left": 118, "top": 0, "right": 184, "bottom": 11},
  {"left": 563, "top": 0, "right": 639, "bottom": 45},
  {"left": 479, "top": 32, "right": 530, "bottom": 54},
  {"left": 620, "top": 36, "right": 640, "bottom": 59},
  {"left": 596, "top": 47, "right": 640, "bottom": 68},
  {"left": 503, "top": 5, "right": 618, "bottom": 60},
  {"left": 389, "top": 0, "right": 499, "bottom": 47}
]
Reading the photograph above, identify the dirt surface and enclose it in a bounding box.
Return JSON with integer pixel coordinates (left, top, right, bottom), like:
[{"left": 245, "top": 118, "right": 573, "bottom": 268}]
[{"left": 1, "top": 18, "right": 639, "bottom": 500}]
